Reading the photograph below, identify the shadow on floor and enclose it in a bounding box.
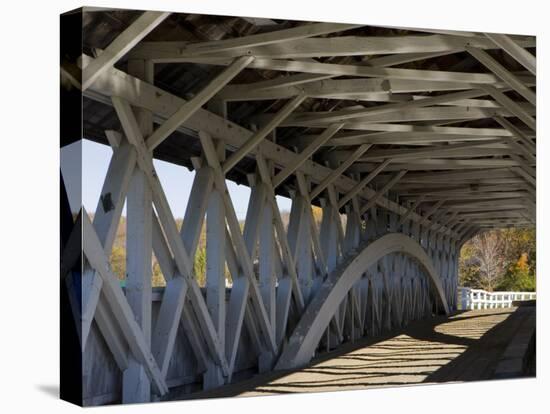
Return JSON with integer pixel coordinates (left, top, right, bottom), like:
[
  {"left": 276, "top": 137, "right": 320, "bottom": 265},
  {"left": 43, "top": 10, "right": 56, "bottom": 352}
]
[{"left": 165, "top": 307, "right": 534, "bottom": 401}]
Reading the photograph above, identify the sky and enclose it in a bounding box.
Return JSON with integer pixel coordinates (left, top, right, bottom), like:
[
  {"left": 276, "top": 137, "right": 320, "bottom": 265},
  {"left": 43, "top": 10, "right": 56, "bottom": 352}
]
[{"left": 60, "top": 139, "right": 292, "bottom": 220}]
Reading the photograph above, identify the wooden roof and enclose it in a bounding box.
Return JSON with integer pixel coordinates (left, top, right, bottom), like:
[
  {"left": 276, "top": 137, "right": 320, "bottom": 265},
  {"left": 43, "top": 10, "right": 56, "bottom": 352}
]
[{"left": 72, "top": 7, "right": 536, "bottom": 236}]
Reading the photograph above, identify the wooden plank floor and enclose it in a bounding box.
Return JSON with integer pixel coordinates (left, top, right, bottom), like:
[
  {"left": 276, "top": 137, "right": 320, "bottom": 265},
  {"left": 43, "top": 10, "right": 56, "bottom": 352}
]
[{"left": 169, "top": 306, "right": 535, "bottom": 400}]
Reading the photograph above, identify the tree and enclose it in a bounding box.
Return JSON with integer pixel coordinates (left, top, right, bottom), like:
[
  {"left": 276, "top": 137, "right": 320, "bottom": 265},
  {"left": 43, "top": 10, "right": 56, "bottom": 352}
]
[
  {"left": 498, "top": 253, "right": 536, "bottom": 292},
  {"left": 194, "top": 248, "right": 207, "bottom": 287},
  {"left": 470, "top": 232, "right": 504, "bottom": 291},
  {"left": 459, "top": 227, "right": 536, "bottom": 292}
]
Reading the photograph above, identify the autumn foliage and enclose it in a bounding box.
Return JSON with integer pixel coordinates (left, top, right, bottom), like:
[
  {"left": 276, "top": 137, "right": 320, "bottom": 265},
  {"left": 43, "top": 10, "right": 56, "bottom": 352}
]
[{"left": 459, "top": 228, "right": 535, "bottom": 292}]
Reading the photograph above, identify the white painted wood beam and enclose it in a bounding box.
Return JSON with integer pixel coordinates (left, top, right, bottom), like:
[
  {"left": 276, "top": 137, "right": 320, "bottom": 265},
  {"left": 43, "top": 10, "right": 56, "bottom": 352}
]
[
  {"left": 82, "top": 11, "right": 169, "bottom": 90},
  {"left": 392, "top": 167, "right": 518, "bottom": 182},
  {"left": 494, "top": 116, "right": 536, "bottom": 153},
  {"left": 327, "top": 132, "right": 505, "bottom": 146},
  {"left": 327, "top": 123, "right": 518, "bottom": 136},
  {"left": 284, "top": 89, "right": 486, "bottom": 125},
  {"left": 327, "top": 184, "right": 346, "bottom": 254},
  {"left": 398, "top": 195, "right": 427, "bottom": 225},
  {"left": 349, "top": 159, "right": 520, "bottom": 173},
  {"left": 485, "top": 33, "right": 536, "bottom": 75},
  {"left": 105, "top": 129, "right": 122, "bottom": 148},
  {"left": 466, "top": 46, "right": 536, "bottom": 105},
  {"left": 360, "top": 139, "right": 506, "bottom": 161},
  {"left": 225, "top": 72, "right": 335, "bottom": 93},
  {"left": 146, "top": 56, "right": 253, "bottom": 150},
  {"left": 338, "top": 159, "right": 392, "bottom": 209},
  {"left": 150, "top": 169, "right": 212, "bottom": 380},
  {"left": 85, "top": 62, "right": 458, "bottom": 238},
  {"left": 272, "top": 123, "right": 343, "bottom": 188},
  {"left": 419, "top": 199, "right": 447, "bottom": 226},
  {"left": 180, "top": 167, "right": 214, "bottom": 256},
  {"left": 224, "top": 183, "right": 266, "bottom": 376},
  {"left": 133, "top": 34, "right": 534, "bottom": 60},
  {"left": 256, "top": 154, "right": 306, "bottom": 310},
  {"left": 123, "top": 61, "right": 153, "bottom": 401},
  {"left": 182, "top": 57, "right": 503, "bottom": 84},
  {"left": 481, "top": 85, "right": 536, "bottom": 130},
  {"left": 199, "top": 131, "right": 278, "bottom": 354},
  {"left": 133, "top": 22, "right": 362, "bottom": 58},
  {"left": 259, "top": 202, "right": 276, "bottom": 329},
  {"left": 203, "top": 185, "right": 226, "bottom": 389},
  {"left": 218, "top": 75, "right": 532, "bottom": 102},
  {"left": 360, "top": 170, "right": 408, "bottom": 215},
  {"left": 310, "top": 144, "right": 372, "bottom": 199},
  {"left": 459, "top": 210, "right": 525, "bottom": 219},
  {"left": 280, "top": 105, "right": 533, "bottom": 128},
  {"left": 510, "top": 154, "right": 536, "bottom": 177},
  {"left": 82, "top": 141, "right": 136, "bottom": 349},
  {"left": 111, "top": 97, "right": 229, "bottom": 375},
  {"left": 94, "top": 295, "right": 129, "bottom": 371},
  {"left": 222, "top": 94, "right": 307, "bottom": 174},
  {"left": 366, "top": 50, "right": 463, "bottom": 67},
  {"left": 512, "top": 166, "right": 536, "bottom": 187},
  {"left": 431, "top": 211, "right": 459, "bottom": 232},
  {"left": 295, "top": 172, "right": 329, "bottom": 277},
  {"left": 82, "top": 211, "right": 168, "bottom": 395}
]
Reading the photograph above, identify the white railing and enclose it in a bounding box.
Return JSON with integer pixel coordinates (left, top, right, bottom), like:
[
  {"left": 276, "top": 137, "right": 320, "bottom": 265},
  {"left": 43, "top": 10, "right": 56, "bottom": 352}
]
[{"left": 458, "top": 287, "right": 536, "bottom": 310}]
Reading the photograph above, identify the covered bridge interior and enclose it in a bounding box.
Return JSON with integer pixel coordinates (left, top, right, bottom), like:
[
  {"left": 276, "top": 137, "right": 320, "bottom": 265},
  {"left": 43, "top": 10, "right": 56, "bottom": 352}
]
[{"left": 60, "top": 7, "right": 536, "bottom": 406}]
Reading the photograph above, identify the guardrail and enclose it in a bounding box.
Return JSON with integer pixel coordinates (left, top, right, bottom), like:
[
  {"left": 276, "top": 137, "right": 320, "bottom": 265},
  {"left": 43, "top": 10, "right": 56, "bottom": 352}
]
[{"left": 458, "top": 287, "right": 536, "bottom": 310}]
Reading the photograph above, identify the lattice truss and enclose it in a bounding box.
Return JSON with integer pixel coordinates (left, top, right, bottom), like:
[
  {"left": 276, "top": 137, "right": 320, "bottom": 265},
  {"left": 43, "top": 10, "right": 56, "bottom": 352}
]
[{"left": 60, "top": 8, "right": 536, "bottom": 403}]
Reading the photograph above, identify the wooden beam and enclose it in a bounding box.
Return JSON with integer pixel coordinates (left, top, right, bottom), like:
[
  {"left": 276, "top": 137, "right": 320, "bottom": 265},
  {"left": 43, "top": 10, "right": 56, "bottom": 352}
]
[
  {"left": 494, "top": 116, "right": 536, "bottom": 153},
  {"left": 419, "top": 200, "right": 447, "bottom": 226},
  {"left": 222, "top": 93, "right": 307, "bottom": 174},
  {"left": 82, "top": 211, "right": 168, "bottom": 395},
  {"left": 272, "top": 123, "right": 343, "bottom": 187},
  {"left": 132, "top": 22, "right": 362, "bottom": 58},
  {"left": 466, "top": 46, "right": 536, "bottom": 105},
  {"left": 279, "top": 105, "right": 533, "bottom": 127},
  {"left": 512, "top": 166, "right": 536, "bottom": 187},
  {"left": 360, "top": 139, "right": 507, "bottom": 161},
  {"left": 350, "top": 159, "right": 520, "bottom": 173},
  {"left": 199, "top": 131, "right": 278, "bottom": 355},
  {"left": 133, "top": 34, "right": 534, "bottom": 60},
  {"left": 82, "top": 141, "right": 136, "bottom": 349},
  {"left": 178, "top": 56, "right": 504, "bottom": 84},
  {"left": 281, "top": 89, "right": 487, "bottom": 125},
  {"left": 256, "top": 154, "right": 306, "bottom": 310},
  {"left": 85, "top": 60, "right": 458, "bottom": 238},
  {"left": 310, "top": 144, "right": 372, "bottom": 199},
  {"left": 111, "top": 97, "right": 229, "bottom": 375},
  {"left": 481, "top": 85, "right": 536, "bottom": 130},
  {"left": 326, "top": 123, "right": 518, "bottom": 136},
  {"left": 485, "top": 33, "right": 536, "bottom": 75},
  {"left": 338, "top": 159, "right": 392, "bottom": 209},
  {"left": 146, "top": 34, "right": 535, "bottom": 59},
  {"left": 82, "top": 11, "right": 169, "bottom": 90},
  {"left": 360, "top": 170, "right": 408, "bottom": 214},
  {"left": 398, "top": 195, "right": 427, "bottom": 225},
  {"left": 146, "top": 56, "right": 253, "bottom": 150},
  {"left": 123, "top": 59, "right": 154, "bottom": 403},
  {"left": 151, "top": 168, "right": 212, "bottom": 379},
  {"left": 218, "top": 75, "right": 533, "bottom": 102}
]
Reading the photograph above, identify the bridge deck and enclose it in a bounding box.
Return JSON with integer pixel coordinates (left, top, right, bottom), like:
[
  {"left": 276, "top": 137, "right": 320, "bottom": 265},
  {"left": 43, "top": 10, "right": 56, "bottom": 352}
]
[{"left": 172, "top": 306, "right": 535, "bottom": 400}]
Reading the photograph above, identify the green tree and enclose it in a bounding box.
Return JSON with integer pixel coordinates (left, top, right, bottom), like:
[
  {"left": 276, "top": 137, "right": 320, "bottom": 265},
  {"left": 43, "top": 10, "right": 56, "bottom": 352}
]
[
  {"left": 194, "top": 248, "right": 207, "bottom": 287},
  {"left": 497, "top": 253, "right": 536, "bottom": 291}
]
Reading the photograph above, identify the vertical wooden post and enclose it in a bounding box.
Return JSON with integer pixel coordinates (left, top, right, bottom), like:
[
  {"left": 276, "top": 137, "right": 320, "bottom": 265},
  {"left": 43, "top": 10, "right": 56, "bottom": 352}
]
[
  {"left": 123, "top": 59, "right": 153, "bottom": 404},
  {"left": 203, "top": 148, "right": 226, "bottom": 388}
]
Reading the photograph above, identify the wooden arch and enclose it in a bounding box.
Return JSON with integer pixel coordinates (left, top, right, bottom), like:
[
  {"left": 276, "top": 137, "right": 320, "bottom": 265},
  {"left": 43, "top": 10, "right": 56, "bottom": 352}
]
[{"left": 275, "top": 233, "right": 449, "bottom": 370}]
